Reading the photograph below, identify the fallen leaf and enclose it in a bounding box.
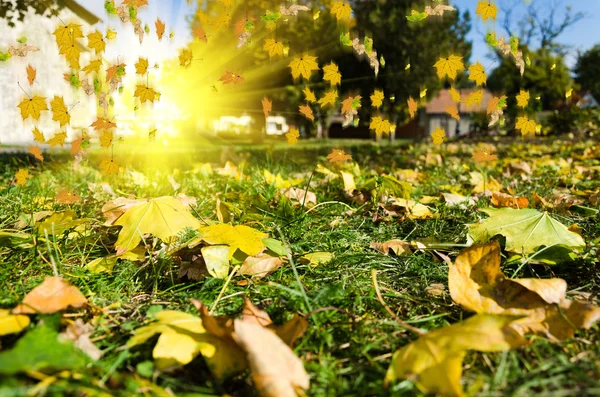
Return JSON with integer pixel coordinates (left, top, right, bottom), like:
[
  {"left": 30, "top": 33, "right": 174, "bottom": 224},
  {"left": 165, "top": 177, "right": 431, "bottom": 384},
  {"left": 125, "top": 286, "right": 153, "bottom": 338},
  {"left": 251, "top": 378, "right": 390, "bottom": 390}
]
[
  {"left": 299, "top": 252, "right": 334, "bottom": 267},
  {"left": 370, "top": 240, "right": 412, "bottom": 256},
  {"left": 0, "top": 309, "right": 30, "bottom": 336},
  {"left": 199, "top": 224, "right": 268, "bottom": 259},
  {"left": 201, "top": 245, "right": 230, "bottom": 278},
  {"left": 13, "top": 277, "right": 87, "bottom": 314},
  {"left": 239, "top": 253, "right": 283, "bottom": 279},
  {"left": 491, "top": 192, "right": 529, "bottom": 209},
  {"left": 59, "top": 319, "right": 102, "bottom": 360}
]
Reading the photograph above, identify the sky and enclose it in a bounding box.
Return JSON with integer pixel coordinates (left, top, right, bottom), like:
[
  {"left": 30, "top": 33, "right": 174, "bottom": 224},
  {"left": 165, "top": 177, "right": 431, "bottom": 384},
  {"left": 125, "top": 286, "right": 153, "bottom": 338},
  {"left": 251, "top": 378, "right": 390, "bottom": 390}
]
[{"left": 79, "top": 0, "right": 599, "bottom": 67}]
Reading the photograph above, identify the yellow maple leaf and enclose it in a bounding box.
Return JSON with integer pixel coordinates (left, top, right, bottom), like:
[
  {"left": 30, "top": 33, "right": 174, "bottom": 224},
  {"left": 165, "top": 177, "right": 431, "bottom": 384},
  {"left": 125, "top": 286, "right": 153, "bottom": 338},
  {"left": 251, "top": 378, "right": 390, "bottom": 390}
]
[
  {"left": 87, "top": 30, "right": 105, "bottom": 54},
  {"left": 179, "top": 49, "right": 193, "bottom": 67},
  {"left": 32, "top": 127, "right": 45, "bottom": 143},
  {"left": 434, "top": 55, "right": 465, "bottom": 80},
  {"left": 82, "top": 59, "right": 102, "bottom": 75},
  {"left": 370, "top": 116, "right": 391, "bottom": 136},
  {"left": 516, "top": 90, "right": 530, "bottom": 108},
  {"left": 449, "top": 87, "right": 462, "bottom": 102},
  {"left": 472, "top": 149, "right": 498, "bottom": 163},
  {"left": 15, "top": 169, "right": 30, "bottom": 186},
  {"left": 323, "top": 62, "right": 341, "bottom": 86},
  {"left": 286, "top": 128, "right": 300, "bottom": 145},
  {"left": 100, "top": 130, "right": 114, "bottom": 147},
  {"left": 318, "top": 90, "right": 338, "bottom": 108},
  {"left": 371, "top": 89, "right": 384, "bottom": 108},
  {"left": 468, "top": 62, "right": 487, "bottom": 86},
  {"left": 100, "top": 158, "right": 119, "bottom": 175},
  {"left": 134, "top": 85, "right": 159, "bottom": 103},
  {"left": 408, "top": 97, "right": 418, "bottom": 119},
  {"left": 106, "top": 28, "right": 117, "bottom": 40},
  {"left": 289, "top": 55, "right": 319, "bottom": 80},
  {"left": 50, "top": 96, "right": 70, "bottom": 127},
  {"left": 515, "top": 116, "right": 536, "bottom": 136},
  {"left": 135, "top": 57, "right": 149, "bottom": 75},
  {"left": 263, "top": 39, "right": 284, "bottom": 57},
  {"left": 331, "top": 1, "right": 353, "bottom": 20},
  {"left": 53, "top": 23, "right": 83, "bottom": 49},
  {"left": 47, "top": 132, "right": 67, "bottom": 147},
  {"left": 299, "top": 105, "right": 314, "bottom": 121},
  {"left": 476, "top": 1, "right": 498, "bottom": 20},
  {"left": 28, "top": 145, "right": 43, "bottom": 161},
  {"left": 304, "top": 87, "right": 317, "bottom": 103},
  {"left": 17, "top": 96, "right": 47, "bottom": 121},
  {"left": 59, "top": 43, "right": 81, "bottom": 69},
  {"left": 465, "top": 90, "right": 484, "bottom": 108},
  {"left": 445, "top": 104, "right": 460, "bottom": 121},
  {"left": 431, "top": 127, "right": 446, "bottom": 145},
  {"left": 199, "top": 223, "right": 267, "bottom": 259}
]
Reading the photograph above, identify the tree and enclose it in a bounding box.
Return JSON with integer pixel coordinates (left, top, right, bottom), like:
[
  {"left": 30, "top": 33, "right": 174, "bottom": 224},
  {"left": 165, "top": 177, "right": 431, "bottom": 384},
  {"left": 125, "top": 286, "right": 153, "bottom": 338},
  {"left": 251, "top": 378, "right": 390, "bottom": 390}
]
[
  {"left": 0, "top": 0, "right": 64, "bottom": 27},
  {"left": 574, "top": 45, "right": 600, "bottom": 101}
]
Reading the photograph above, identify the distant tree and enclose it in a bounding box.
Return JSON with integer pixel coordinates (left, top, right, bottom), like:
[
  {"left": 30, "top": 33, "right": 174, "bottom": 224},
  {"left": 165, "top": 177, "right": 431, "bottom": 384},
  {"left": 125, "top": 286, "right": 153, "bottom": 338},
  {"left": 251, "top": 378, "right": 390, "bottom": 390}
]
[
  {"left": 0, "top": 0, "right": 64, "bottom": 27},
  {"left": 574, "top": 45, "right": 600, "bottom": 101}
]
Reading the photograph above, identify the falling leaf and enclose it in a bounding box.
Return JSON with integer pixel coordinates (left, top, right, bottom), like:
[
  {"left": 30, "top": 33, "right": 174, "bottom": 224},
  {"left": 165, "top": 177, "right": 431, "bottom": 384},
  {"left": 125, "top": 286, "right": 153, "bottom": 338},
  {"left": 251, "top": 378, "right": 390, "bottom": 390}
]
[
  {"left": 32, "top": 127, "right": 45, "bottom": 143},
  {"left": 26, "top": 64, "right": 36, "bottom": 85},
  {"left": 59, "top": 42, "right": 81, "bottom": 69},
  {"left": 179, "top": 49, "right": 193, "bottom": 67},
  {"left": 56, "top": 189, "right": 81, "bottom": 204},
  {"left": 99, "top": 158, "right": 119, "bottom": 175},
  {"left": 330, "top": 1, "right": 353, "bottom": 20},
  {"left": 192, "top": 26, "right": 207, "bottom": 42},
  {"left": 47, "top": 132, "right": 67, "bottom": 147},
  {"left": 408, "top": 97, "right": 418, "bottom": 119},
  {"left": 87, "top": 30, "right": 105, "bottom": 54},
  {"left": 464, "top": 90, "right": 483, "bottom": 108},
  {"left": 219, "top": 71, "right": 244, "bottom": 84},
  {"left": 323, "top": 62, "right": 342, "bottom": 86},
  {"left": 155, "top": 18, "right": 165, "bottom": 40},
  {"left": 431, "top": 128, "right": 446, "bottom": 145},
  {"left": 91, "top": 117, "right": 117, "bottom": 130},
  {"left": 327, "top": 149, "right": 352, "bottom": 163},
  {"left": 515, "top": 116, "right": 536, "bottom": 136},
  {"left": 0, "top": 309, "right": 30, "bottom": 336},
  {"left": 445, "top": 104, "right": 460, "bottom": 121},
  {"left": 516, "top": 90, "right": 530, "bottom": 108},
  {"left": 106, "top": 28, "right": 117, "bottom": 40},
  {"left": 476, "top": 1, "right": 499, "bottom": 20},
  {"left": 114, "top": 197, "right": 202, "bottom": 255},
  {"left": 280, "top": 4, "right": 310, "bottom": 16},
  {"left": 13, "top": 276, "right": 87, "bottom": 314},
  {"left": 82, "top": 59, "right": 103, "bottom": 75},
  {"left": 318, "top": 90, "right": 338, "bottom": 108},
  {"left": 299, "top": 105, "right": 314, "bottom": 121},
  {"left": 385, "top": 314, "right": 526, "bottom": 396},
  {"left": 370, "top": 116, "right": 391, "bottom": 136},
  {"left": 468, "top": 62, "right": 487, "bottom": 86},
  {"left": 53, "top": 23, "right": 83, "bottom": 48},
  {"left": 407, "top": 10, "right": 428, "bottom": 22},
  {"left": 425, "top": 4, "right": 456, "bottom": 16},
  {"left": 371, "top": 90, "right": 384, "bottom": 108},
  {"left": 133, "top": 19, "right": 144, "bottom": 43},
  {"left": 288, "top": 55, "right": 319, "bottom": 80},
  {"left": 264, "top": 38, "right": 284, "bottom": 57},
  {"left": 434, "top": 55, "right": 465, "bottom": 80},
  {"left": 15, "top": 169, "right": 30, "bottom": 186},
  {"left": 99, "top": 130, "right": 114, "bottom": 148},
  {"left": 50, "top": 96, "right": 71, "bottom": 127},
  {"left": 286, "top": 128, "right": 300, "bottom": 145},
  {"left": 449, "top": 87, "right": 461, "bottom": 102},
  {"left": 135, "top": 57, "right": 148, "bottom": 75},
  {"left": 198, "top": 223, "right": 268, "bottom": 259},
  {"left": 134, "top": 84, "right": 159, "bottom": 103},
  {"left": 262, "top": 97, "right": 272, "bottom": 119},
  {"left": 303, "top": 88, "right": 317, "bottom": 103},
  {"left": 17, "top": 96, "right": 47, "bottom": 120},
  {"left": 341, "top": 95, "right": 361, "bottom": 114},
  {"left": 28, "top": 145, "right": 43, "bottom": 161}
]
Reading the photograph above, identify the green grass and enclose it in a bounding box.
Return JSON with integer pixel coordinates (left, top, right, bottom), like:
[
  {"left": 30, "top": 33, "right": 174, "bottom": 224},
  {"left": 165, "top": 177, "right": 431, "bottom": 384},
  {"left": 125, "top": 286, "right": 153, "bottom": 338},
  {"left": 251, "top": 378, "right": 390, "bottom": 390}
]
[{"left": 0, "top": 138, "right": 599, "bottom": 396}]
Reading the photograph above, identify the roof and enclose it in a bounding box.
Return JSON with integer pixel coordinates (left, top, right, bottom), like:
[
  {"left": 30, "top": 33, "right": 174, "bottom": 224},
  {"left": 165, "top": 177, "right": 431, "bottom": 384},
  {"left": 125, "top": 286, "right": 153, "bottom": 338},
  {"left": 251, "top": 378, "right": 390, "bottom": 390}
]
[
  {"left": 425, "top": 89, "right": 493, "bottom": 114},
  {"left": 64, "top": 0, "right": 101, "bottom": 25}
]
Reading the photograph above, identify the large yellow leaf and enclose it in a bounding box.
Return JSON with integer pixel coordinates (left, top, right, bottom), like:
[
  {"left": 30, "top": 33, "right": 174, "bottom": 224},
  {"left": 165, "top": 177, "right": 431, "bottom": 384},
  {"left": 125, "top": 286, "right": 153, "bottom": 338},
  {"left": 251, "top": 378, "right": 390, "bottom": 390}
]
[
  {"left": 114, "top": 196, "right": 202, "bottom": 254},
  {"left": 288, "top": 55, "right": 319, "bottom": 80},
  {"left": 317, "top": 90, "right": 338, "bottom": 108},
  {"left": 434, "top": 55, "right": 465, "bottom": 80},
  {"left": 134, "top": 84, "right": 159, "bottom": 103},
  {"left": 199, "top": 224, "right": 268, "bottom": 259},
  {"left": 385, "top": 314, "right": 526, "bottom": 396},
  {"left": 468, "top": 62, "right": 487, "bottom": 86},
  {"left": 476, "top": 1, "right": 498, "bottom": 20},
  {"left": 86, "top": 30, "right": 105, "bottom": 54},
  {"left": 50, "top": 96, "right": 70, "bottom": 126},
  {"left": 17, "top": 96, "right": 47, "bottom": 120},
  {"left": 322, "top": 62, "right": 341, "bottom": 86},
  {"left": 370, "top": 89, "right": 384, "bottom": 108},
  {"left": 53, "top": 23, "right": 83, "bottom": 48},
  {"left": 369, "top": 116, "right": 391, "bottom": 136},
  {"left": 263, "top": 39, "right": 284, "bottom": 57},
  {"left": 330, "top": 1, "right": 353, "bottom": 20}
]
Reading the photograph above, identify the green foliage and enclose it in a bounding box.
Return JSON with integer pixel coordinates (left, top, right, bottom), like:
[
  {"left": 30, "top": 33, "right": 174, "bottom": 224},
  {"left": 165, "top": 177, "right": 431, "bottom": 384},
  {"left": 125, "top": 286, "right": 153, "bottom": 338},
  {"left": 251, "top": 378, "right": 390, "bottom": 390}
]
[{"left": 574, "top": 44, "right": 600, "bottom": 101}]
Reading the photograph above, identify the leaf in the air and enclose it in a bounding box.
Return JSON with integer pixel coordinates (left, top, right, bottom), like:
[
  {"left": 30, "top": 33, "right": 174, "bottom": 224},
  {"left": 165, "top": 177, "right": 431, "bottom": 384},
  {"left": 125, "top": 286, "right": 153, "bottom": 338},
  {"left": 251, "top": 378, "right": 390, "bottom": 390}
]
[
  {"left": 100, "top": 158, "right": 120, "bottom": 175},
  {"left": 28, "top": 145, "right": 43, "bottom": 161},
  {"left": 135, "top": 57, "right": 149, "bottom": 75},
  {"left": 288, "top": 55, "right": 319, "bottom": 80},
  {"left": 15, "top": 169, "right": 30, "bottom": 186},
  {"left": 26, "top": 64, "right": 36, "bottom": 85},
  {"left": 467, "top": 208, "right": 585, "bottom": 255},
  {"left": 299, "top": 105, "right": 314, "bottom": 121},
  {"left": 431, "top": 127, "right": 446, "bottom": 145},
  {"left": 47, "top": 131, "right": 67, "bottom": 147},
  {"left": 464, "top": 89, "right": 483, "bottom": 108},
  {"left": 114, "top": 196, "right": 202, "bottom": 255},
  {"left": 408, "top": 97, "right": 418, "bottom": 119},
  {"left": 50, "top": 96, "right": 71, "bottom": 127},
  {"left": 445, "top": 104, "right": 460, "bottom": 120},
  {"left": 371, "top": 89, "right": 384, "bottom": 108},
  {"left": 385, "top": 314, "right": 526, "bottom": 396},
  {"left": 13, "top": 276, "right": 87, "bottom": 314},
  {"left": 515, "top": 116, "right": 537, "bottom": 136},
  {"left": 318, "top": 90, "right": 338, "bottom": 108},
  {"left": 468, "top": 62, "right": 487, "bottom": 86},
  {"left": 262, "top": 97, "right": 272, "bottom": 119},
  {"left": 516, "top": 89, "right": 530, "bottom": 108},
  {"left": 370, "top": 116, "right": 391, "bottom": 136},
  {"left": 407, "top": 10, "right": 428, "bottom": 22},
  {"left": 134, "top": 84, "right": 159, "bottom": 103},
  {"left": 330, "top": 1, "right": 353, "bottom": 20},
  {"left": 323, "top": 62, "right": 341, "bottom": 86},
  {"left": 87, "top": 30, "right": 106, "bottom": 54},
  {"left": 263, "top": 38, "right": 284, "bottom": 57},
  {"left": 303, "top": 87, "right": 317, "bottom": 103},
  {"left": 155, "top": 18, "right": 165, "bottom": 40},
  {"left": 434, "top": 55, "right": 465, "bottom": 80},
  {"left": 476, "top": 1, "right": 499, "bottom": 20},
  {"left": 17, "top": 96, "right": 47, "bottom": 120},
  {"left": 327, "top": 149, "right": 352, "bottom": 163},
  {"left": 199, "top": 223, "right": 268, "bottom": 259},
  {"left": 286, "top": 128, "right": 300, "bottom": 144}
]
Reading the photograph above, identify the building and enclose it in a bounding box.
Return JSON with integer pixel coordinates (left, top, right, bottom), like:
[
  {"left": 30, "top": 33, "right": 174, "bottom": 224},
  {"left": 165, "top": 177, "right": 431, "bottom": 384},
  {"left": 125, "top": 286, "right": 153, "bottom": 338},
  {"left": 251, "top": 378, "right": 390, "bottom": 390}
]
[
  {"left": 422, "top": 89, "right": 493, "bottom": 137},
  {"left": 0, "top": 1, "right": 100, "bottom": 145},
  {"left": 577, "top": 92, "right": 599, "bottom": 109}
]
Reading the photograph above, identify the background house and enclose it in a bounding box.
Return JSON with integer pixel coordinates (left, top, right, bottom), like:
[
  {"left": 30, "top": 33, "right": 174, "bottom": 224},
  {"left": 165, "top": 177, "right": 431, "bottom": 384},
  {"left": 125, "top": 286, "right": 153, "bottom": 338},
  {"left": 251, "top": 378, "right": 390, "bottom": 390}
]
[
  {"left": 577, "top": 92, "right": 599, "bottom": 109},
  {"left": 0, "top": 1, "right": 100, "bottom": 145},
  {"left": 422, "top": 89, "right": 493, "bottom": 137}
]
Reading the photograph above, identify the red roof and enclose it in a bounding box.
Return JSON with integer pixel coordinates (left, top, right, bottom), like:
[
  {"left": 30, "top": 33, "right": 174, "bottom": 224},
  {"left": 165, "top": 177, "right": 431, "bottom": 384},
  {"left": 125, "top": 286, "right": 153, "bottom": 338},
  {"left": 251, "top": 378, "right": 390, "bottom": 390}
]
[{"left": 425, "top": 89, "right": 493, "bottom": 114}]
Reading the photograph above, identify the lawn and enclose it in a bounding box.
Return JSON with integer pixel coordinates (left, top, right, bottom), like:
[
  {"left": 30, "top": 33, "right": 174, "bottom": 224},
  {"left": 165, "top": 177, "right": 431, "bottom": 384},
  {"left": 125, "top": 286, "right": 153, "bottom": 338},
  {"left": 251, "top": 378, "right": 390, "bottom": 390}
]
[{"left": 1, "top": 138, "right": 599, "bottom": 396}]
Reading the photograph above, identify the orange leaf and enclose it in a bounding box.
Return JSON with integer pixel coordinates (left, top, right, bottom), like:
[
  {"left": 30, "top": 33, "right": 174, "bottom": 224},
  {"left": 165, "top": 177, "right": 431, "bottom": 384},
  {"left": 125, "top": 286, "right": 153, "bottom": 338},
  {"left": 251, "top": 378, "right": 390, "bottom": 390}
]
[
  {"left": 262, "top": 97, "right": 272, "bottom": 119},
  {"left": 408, "top": 97, "right": 418, "bottom": 119},
  {"left": 28, "top": 145, "right": 43, "bottom": 161},
  {"left": 192, "top": 26, "right": 207, "bottom": 42},
  {"left": 56, "top": 189, "right": 81, "bottom": 204},
  {"left": 26, "top": 64, "right": 36, "bottom": 85},
  {"left": 491, "top": 192, "right": 529, "bottom": 209},
  {"left": 327, "top": 149, "right": 352, "bottom": 163},
  {"left": 219, "top": 71, "right": 244, "bottom": 84},
  {"left": 13, "top": 276, "right": 87, "bottom": 314},
  {"left": 155, "top": 18, "right": 165, "bottom": 41},
  {"left": 299, "top": 105, "right": 314, "bottom": 121},
  {"left": 445, "top": 104, "right": 460, "bottom": 121}
]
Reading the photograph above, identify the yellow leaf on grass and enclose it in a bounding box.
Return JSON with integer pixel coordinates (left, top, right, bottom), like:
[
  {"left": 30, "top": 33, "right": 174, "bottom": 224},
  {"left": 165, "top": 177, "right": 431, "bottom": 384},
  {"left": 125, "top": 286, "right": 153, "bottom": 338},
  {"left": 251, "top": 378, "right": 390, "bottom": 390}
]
[
  {"left": 17, "top": 96, "right": 47, "bottom": 120},
  {"left": 0, "top": 309, "right": 30, "bottom": 336},
  {"left": 288, "top": 55, "right": 319, "bottom": 80},
  {"left": 239, "top": 253, "right": 283, "bottom": 279},
  {"left": 50, "top": 96, "right": 70, "bottom": 126},
  {"left": 476, "top": 1, "right": 498, "bottom": 20},
  {"left": 201, "top": 245, "right": 230, "bottom": 279},
  {"left": 114, "top": 197, "right": 202, "bottom": 255},
  {"left": 199, "top": 224, "right": 268, "bottom": 259},
  {"left": 323, "top": 62, "right": 341, "bottom": 86},
  {"left": 468, "top": 62, "right": 487, "bottom": 86},
  {"left": 13, "top": 276, "right": 87, "bottom": 314},
  {"left": 434, "top": 55, "right": 464, "bottom": 80}
]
